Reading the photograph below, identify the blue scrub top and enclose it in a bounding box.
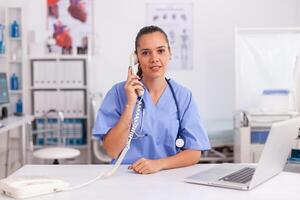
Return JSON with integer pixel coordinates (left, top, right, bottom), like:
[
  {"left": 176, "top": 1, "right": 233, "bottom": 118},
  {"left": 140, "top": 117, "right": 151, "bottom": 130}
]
[{"left": 93, "top": 79, "right": 211, "bottom": 164}]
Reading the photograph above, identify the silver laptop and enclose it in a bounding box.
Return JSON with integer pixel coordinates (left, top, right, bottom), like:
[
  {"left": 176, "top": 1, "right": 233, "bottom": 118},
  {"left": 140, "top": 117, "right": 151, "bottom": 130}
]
[{"left": 185, "top": 117, "right": 300, "bottom": 190}]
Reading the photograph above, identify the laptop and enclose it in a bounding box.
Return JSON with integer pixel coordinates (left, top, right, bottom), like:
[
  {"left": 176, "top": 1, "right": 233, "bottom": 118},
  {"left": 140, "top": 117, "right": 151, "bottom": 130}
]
[{"left": 185, "top": 117, "right": 300, "bottom": 190}]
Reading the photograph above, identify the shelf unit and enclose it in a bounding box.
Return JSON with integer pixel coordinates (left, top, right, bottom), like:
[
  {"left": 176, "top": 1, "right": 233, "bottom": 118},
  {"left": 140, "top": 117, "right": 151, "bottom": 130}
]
[
  {"left": 0, "top": 3, "right": 29, "bottom": 178},
  {"left": 29, "top": 57, "right": 91, "bottom": 164},
  {"left": 0, "top": 6, "right": 26, "bottom": 116}
]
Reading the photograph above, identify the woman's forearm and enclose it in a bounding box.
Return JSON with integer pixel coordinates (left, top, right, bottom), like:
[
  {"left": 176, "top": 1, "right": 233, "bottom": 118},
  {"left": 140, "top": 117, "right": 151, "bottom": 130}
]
[
  {"left": 159, "top": 149, "right": 201, "bottom": 170},
  {"left": 103, "top": 104, "right": 135, "bottom": 158}
]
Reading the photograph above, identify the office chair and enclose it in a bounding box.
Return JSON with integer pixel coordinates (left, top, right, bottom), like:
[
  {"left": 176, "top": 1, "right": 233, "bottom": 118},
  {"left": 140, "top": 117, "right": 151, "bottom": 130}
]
[
  {"left": 91, "top": 93, "right": 112, "bottom": 163},
  {"left": 32, "top": 110, "right": 80, "bottom": 164}
]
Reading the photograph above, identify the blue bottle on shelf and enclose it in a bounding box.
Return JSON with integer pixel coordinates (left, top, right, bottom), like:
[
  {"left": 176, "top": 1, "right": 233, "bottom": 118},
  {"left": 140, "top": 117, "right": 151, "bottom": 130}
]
[
  {"left": 10, "top": 20, "right": 20, "bottom": 38},
  {"left": 0, "top": 24, "right": 5, "bottom": 54},
  {"left": 10, "top": 73, "right": 19, "bottom": 90},
  {"left": 16, "top": 98, "right": 23, "bottom": 114}
]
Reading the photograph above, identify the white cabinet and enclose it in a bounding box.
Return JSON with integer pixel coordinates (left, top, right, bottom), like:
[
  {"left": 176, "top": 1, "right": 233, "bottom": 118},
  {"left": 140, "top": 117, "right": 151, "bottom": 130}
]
[
  {"left": 234, "top": 127, "right": 251, "bottom": 163},
  {"left": 29, "top": 57, "right": 91, "bottom": 164},
  {"left": 234, "top": 112, "right": 298, "bottom": 163}
]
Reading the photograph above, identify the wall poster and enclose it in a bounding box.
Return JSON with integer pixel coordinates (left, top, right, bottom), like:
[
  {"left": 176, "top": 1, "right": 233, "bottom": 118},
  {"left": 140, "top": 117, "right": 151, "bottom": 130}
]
[{"left": 147, "top": 3, "right": 193, "bottom": 70}]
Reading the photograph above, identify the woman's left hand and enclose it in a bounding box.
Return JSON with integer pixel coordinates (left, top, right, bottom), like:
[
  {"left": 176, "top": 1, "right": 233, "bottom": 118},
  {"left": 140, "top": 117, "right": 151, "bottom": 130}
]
[{"left": 128, "top": 157, "right": 164, "bottom": 174}]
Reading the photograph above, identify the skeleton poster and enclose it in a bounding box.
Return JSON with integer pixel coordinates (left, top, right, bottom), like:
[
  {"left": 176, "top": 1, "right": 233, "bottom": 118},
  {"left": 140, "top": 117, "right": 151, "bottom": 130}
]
[{"left": 147, "top": 3, "right": 193, "bottom": 70}]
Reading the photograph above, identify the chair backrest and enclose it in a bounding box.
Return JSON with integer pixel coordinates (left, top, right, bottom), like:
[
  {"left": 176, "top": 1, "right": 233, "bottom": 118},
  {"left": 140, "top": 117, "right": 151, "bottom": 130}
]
[
  {"left": 91, "top": 93, "right": 103, "bottom": 123},
  {"left": 33, "top": 109, "right": 66, "bottom": 147},
  {"left": 32, "top": 109, "right": 81, "bottom": 163},
  {"left": 90, "top": 92, "right": 112, "bottom": 163}
]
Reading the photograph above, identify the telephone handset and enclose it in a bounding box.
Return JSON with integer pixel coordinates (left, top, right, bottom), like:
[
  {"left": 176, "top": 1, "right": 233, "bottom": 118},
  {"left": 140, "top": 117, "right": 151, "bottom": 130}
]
[{"left": 129, "top": 53, "right": 144, "bottom": 97}]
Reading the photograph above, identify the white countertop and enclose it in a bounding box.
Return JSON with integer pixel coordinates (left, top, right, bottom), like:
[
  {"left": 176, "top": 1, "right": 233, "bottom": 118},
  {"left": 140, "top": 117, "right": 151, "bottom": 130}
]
[{"left": 1, "top": 164, "right": 299, "bottom": 200}]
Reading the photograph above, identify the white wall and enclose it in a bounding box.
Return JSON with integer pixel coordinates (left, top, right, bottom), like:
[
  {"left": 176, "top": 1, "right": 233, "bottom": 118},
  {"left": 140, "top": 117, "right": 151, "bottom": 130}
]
[
  {"left": 25, "top": 0, "right": 300, "bottom": 120},
  {"left": 0, "top": 0, "right": 298, "bottom": 177}
]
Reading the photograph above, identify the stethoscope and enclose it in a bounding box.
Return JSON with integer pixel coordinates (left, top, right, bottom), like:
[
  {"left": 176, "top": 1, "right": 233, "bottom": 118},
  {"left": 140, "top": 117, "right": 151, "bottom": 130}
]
[{"left": 133, "top": 78, "right": 184, "bottom": 150}]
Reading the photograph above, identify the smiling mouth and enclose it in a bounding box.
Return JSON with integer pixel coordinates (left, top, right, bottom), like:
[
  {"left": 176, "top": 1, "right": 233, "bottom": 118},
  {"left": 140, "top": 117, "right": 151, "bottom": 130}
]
[{"left": 150, "top": 66, "right": 161, "bottom": 70}]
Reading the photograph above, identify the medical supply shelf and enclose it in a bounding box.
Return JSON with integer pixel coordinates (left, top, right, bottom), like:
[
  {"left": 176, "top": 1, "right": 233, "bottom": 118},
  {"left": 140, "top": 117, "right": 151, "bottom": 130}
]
[
  {"left": 0, "top": 3, "right": 29, "bottom": 178},
  {"left": 234, "top": 111, "right": 299, "bottom": 163},
  {"left": 33, "top": 144, "right": 89, "bottom": 150},
  {"left": 0, "top": 6, "right": 27, "bottom": 115},
  {"left": 9, "top": 37, "right": 21, "bottom": 41},
  {"left": 29, "top": 55, "right": 90, "bottom": 60},
  {"left": 9, "top": 90, "right": 22, "bottom": 95},
  {"left": 33, "top": 115, "right": 88, "bottom": 119},
  {"left": 30, "top": 86, "right": 88, "bottom": 90},
  {"left": 29, "top": 57, "right": 91, "bottom": 164}
]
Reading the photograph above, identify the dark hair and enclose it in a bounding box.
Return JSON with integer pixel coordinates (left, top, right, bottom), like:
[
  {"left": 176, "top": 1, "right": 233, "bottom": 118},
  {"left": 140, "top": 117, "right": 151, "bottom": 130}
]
[
  {"left": 135, "top": 25, "right": 170, "bottom": 51},
  {"left": 134, "top": 25, "right": 170, "bottom": 77}
]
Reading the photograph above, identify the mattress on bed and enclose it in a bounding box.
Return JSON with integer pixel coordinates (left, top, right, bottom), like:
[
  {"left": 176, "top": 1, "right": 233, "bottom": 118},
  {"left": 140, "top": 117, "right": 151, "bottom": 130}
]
[{"left": 203, "top": 118, "right": 234, "bottom": 147}]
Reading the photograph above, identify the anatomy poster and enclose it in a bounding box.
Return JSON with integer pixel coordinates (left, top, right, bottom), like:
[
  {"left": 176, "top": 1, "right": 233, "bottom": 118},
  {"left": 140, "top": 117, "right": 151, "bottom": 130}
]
[
  {"left": 147, "top": 3, "right": 193, "bottom": 70},
  {"left": 47, "top": 0, "right": 93, "bottom": 55}
]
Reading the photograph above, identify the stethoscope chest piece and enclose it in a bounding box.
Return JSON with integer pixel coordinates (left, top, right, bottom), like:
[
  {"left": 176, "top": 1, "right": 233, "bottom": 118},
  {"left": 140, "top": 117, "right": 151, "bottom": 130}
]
[{"left": 175, "top": 138, "right": 184, "bottom": 148}]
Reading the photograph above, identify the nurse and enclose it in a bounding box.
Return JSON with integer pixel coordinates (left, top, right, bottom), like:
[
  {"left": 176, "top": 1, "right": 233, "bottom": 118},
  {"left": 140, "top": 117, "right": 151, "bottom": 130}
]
[{"left": 93, "top": 25, "right": 210, "bottom": 174}]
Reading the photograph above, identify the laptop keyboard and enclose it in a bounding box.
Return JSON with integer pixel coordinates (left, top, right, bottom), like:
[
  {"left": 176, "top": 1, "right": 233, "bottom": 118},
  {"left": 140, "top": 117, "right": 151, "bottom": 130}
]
[{"left": 219, "top": 167, "right": 255, "bottom": 184}]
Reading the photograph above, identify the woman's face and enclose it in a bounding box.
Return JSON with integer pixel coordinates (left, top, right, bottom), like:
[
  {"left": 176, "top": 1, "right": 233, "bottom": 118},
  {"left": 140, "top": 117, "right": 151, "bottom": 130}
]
[{"left": 136, "top": 32, "right": 171, "bottom": 80}]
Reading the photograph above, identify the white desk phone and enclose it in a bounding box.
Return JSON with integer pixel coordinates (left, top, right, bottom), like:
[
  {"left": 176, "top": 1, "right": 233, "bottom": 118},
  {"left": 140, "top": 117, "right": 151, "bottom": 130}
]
[
  {"left": 0, "top": 176, "right": 70, "bottom": 199},
  {"left": 0, "top": 53, "right": 145, "bottom": 199}
]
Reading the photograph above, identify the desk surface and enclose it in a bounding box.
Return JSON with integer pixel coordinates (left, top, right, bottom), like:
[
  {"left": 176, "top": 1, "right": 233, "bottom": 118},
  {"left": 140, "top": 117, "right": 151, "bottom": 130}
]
[
  {"left": 0, "top": 115, "right": 34, "bottom": 133},
  {"left": 1, "top": 164, "right": 299, "bottom": 200}
]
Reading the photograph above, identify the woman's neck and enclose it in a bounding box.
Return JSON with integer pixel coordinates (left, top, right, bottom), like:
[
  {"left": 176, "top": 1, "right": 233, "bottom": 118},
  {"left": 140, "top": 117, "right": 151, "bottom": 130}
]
[{"left": 142, "top": 77, "right": 167, "bottom": 103}]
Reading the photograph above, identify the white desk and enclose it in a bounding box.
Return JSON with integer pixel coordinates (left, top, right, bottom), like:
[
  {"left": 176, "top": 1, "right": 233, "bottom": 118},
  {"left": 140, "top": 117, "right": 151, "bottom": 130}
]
[
  {"left": 1, "top": 164, "right": 299, "bottom": 200},
  {"left": 0, "top": 115, "right": 34, "bottom": 166}
]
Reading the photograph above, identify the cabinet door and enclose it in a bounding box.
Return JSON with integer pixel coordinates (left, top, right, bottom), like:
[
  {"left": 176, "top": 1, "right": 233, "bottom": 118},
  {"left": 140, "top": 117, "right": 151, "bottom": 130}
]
[
  {"left": 234, "top": 127, "right": 251, "bottom": 163},
  {"left": 250, "top": 144, "right": 264, "bottom": 163},
  {"left": 58, "top": 60, "right": 85, "bottom": 88}
]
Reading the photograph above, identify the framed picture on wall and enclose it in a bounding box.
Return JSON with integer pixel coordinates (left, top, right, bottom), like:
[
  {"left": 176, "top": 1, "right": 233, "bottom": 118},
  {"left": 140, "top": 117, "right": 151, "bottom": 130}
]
[{"left": 47, "top": 0, "right": 94, "bottom": 55}]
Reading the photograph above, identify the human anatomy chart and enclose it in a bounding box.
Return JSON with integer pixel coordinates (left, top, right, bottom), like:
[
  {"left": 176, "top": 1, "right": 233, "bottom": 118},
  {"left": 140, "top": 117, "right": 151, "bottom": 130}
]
[{"left": 147, "top": 3, "right": 193, "bottom": 70}]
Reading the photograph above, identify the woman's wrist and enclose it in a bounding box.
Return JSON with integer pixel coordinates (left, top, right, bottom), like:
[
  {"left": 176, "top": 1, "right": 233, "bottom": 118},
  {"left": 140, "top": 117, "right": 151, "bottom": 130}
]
[
  {"left": 158, "top": 158, "right": 168, "bottom": 170},
  {"left": 125, "top": 103, "right": 135, "bottom": 110},
  {"left": 119, "top": 103, "right": 135, "bottom": 130}
]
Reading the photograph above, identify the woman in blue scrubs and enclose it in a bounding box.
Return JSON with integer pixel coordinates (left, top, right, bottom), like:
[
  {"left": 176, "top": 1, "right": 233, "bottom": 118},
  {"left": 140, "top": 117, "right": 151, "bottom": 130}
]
[{"left": 93, "top": 25, "right": 210, "bottom": 174}]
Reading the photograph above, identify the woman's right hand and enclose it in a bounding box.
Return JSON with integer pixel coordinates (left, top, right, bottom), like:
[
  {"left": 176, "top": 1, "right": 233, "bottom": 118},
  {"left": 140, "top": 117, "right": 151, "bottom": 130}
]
[{"left": 124, "top": 67, "right": 144, "bottom": 107}]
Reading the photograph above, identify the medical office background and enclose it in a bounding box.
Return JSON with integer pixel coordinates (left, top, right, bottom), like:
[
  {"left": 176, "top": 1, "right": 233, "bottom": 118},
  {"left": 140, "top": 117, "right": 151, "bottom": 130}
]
[{"left": 1, "top": 0, "right": 300, "bottom": 178}]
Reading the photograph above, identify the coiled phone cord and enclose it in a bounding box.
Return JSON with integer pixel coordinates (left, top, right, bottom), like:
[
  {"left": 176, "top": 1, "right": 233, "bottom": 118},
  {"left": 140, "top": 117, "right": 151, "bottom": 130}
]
[{"left": 61, "top": 97, "right": 143, "bottom": 191}]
